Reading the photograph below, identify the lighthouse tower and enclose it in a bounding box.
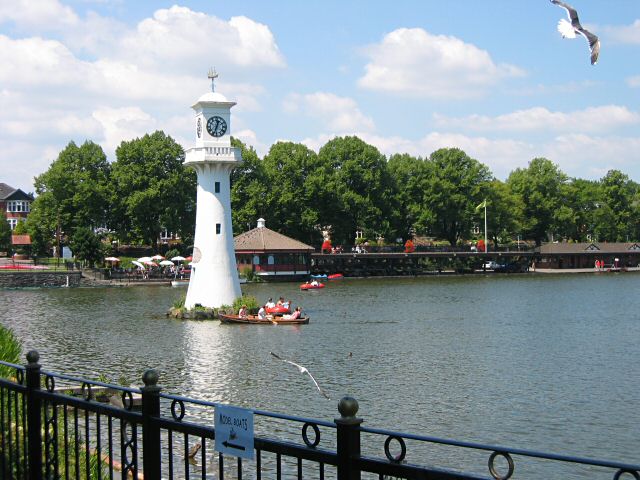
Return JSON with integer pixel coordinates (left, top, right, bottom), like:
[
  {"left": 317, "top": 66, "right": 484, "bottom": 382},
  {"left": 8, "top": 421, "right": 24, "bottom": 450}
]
[{"left": 184, "top": 70, "right": 242, "bottom": 309}]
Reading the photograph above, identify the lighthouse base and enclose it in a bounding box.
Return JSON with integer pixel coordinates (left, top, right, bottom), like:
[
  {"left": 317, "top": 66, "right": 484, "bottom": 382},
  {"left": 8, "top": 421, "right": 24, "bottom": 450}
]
[{"left": 184, "top": 263, "right": 241, "bottom": 309}]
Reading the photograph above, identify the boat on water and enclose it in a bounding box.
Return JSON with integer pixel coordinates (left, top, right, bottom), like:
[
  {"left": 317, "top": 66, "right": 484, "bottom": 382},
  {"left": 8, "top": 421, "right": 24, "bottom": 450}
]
[
  {"left": 219, "top": 314, "right": 309, "bottom": 325},
  {"left": 310, "top": 274, "right": 328, "bottom": 280},
  {"left": 171, "top": 279, "right": 189, "bottom": 287},
  {"left": 300, "top": 282, "right": 325, "bottom": 290},
  {"left": 327, "top": 273, "right": 344, "bottom": 280}
]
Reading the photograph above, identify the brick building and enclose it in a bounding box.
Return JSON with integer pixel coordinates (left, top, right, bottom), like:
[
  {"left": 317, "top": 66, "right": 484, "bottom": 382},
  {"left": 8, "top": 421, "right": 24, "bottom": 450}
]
[{"left": 0, "top": 183, "right": 34, "bottom": 230}]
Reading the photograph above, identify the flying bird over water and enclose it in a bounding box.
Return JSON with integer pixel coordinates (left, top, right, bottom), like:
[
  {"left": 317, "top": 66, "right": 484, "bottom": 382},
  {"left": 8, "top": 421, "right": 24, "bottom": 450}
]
[
  {"left": 270, "top": 352, "right": 330, "bottom": 399},
  {"left": 551, "top": 0, "right": 600, "bottom": 65}
]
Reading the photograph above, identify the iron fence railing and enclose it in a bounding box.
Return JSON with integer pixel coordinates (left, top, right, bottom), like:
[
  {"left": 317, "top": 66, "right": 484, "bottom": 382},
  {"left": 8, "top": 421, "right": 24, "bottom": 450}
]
[{"left": 0, "top": 351, "right": 638, "bottom": 479}]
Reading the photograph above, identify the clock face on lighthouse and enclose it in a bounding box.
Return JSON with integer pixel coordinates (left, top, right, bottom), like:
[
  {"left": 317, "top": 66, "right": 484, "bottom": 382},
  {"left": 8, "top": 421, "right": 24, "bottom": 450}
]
[{"left": 206, "top": 116, "right": 227, "bottom": 137}]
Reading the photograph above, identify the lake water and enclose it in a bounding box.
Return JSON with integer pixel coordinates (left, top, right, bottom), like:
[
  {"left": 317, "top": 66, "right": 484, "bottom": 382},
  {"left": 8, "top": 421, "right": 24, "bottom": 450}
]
[{"left": 1, "top": 273, "right": 639, "bottom": 476}]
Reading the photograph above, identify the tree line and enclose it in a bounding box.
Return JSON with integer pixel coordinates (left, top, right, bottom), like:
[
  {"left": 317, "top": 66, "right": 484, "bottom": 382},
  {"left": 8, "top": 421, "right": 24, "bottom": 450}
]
[{"left": 20, "top": 130, "right": 640, "bottom": 261}]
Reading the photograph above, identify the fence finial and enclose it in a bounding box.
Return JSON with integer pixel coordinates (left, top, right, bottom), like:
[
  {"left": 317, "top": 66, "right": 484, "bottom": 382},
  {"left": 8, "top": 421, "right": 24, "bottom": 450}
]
[
  {"left": 26, "top": 350, "right": 40, "bottom": 364},
  {"left": 338, "top": 396, "right": 359, "bottom": 419},
  {"left": 142, "top": 369, "right": 159, "bottom": 387}
]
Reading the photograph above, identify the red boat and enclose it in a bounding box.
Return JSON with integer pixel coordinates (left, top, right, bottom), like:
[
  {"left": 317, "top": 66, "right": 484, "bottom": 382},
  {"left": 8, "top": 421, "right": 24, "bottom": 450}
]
[
  {"left": 300, "top": 282, "right": 325, "bottom": 290},
  {"left": 266, "top": 305, "right": 291, "bottom": 315},
  {"left": 327, "top": 273, "right": 343, "bottom": 280}
]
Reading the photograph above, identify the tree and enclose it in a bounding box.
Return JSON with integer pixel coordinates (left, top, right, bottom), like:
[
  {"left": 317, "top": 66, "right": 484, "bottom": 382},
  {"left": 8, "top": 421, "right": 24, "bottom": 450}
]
[
  {"left": 69, "top": 227, "right": 103, "bottom": 265},
  {"left": 110, "top": 131, "right": 196, "bottom": 249},
  {"left": 483, "top": 180, "right": 523, "bottom": 248},
  {"left": 316, "top": 136, "right": 400, "bottom": 245},
  {"left": 388, "top": 153, "right": 431, "bottom": 239},
  {"left": 0, "top": 219, "right": 11, "bottom": 253},
  {"left": 599, "top": 170, "right": 637, "bottom": 241},
  {"left": 424, "top": 148, "right": 492, "bottom": 245},
  {"left": 31, "top": 141, "right": 111, "bottom": 255},
  {"left": 230, "top": 138, "right": 268, "bottom": 235},
  {"left": 260, "top": 141, "right": 322, "bottom": 244},
  {"left": 507, "top": 158, "right": 567, "bottom": 246}
]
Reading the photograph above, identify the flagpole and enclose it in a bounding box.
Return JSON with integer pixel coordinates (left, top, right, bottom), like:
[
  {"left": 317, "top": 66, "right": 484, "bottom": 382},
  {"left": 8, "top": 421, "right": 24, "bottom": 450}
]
[{"left": 484, "top": 200, "right": 488, "bottom": 253}]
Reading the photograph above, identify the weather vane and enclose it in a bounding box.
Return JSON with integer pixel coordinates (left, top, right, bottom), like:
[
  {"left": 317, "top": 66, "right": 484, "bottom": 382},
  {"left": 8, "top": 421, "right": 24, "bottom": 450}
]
[{"left": 208, "top": 67, "right": 218, "bottom": 92}]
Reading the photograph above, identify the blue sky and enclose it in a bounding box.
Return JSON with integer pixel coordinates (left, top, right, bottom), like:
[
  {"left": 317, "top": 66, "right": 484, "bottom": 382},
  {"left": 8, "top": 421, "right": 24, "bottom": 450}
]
[{"left": 1, "top": 0, "right": 639, "bottom": 192}]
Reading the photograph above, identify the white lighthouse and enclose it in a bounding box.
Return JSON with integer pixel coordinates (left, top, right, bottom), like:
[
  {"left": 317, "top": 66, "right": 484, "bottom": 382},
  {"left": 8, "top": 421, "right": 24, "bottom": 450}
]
[{"left": 184, "top": 70, "right": 242, "bottom": 309}]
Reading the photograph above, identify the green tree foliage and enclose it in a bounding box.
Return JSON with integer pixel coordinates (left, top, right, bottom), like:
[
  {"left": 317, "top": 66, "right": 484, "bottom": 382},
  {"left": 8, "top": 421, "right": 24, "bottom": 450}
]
[
  {"left": 110, "top": 131, "right": 196, "bottom": 248},
  {"left": 507, "top": 158, "right": 567, "bottom": 246},
  {"left": 599, "top": 170, "right": 637, "bottom": 241},
  {"left": 424, "top": 148, "right": 492, "bottom": 245},
  {"left": 31, "top": 141, "right": 111, "bottom": 253},
  {"left": 70, "top": 227, "right": 103, "bottom": 265},
  {"left": 387, "top": 153, "right": 431, "bottom": 238},
  {"left": 483, "top": 180, "right": 523, "bottom": 248},
  {"left": 317, "top": 136, "right": 400, "bottom": 245},
  {"left": 555, "top": 178, "right": 600, "bottom": 241},
  {"left": 260, "top": 141, "right": 322, "bottom": 244},
  {"left": 0, "top": 219, "right": 10, "bottom": 253},
  {"left": 230, "top": 138, "right": 268, "bottom": 234}
]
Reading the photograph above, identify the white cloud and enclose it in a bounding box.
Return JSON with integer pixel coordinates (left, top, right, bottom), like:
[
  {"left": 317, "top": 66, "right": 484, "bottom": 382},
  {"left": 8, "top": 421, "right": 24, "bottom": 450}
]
[
  {"left": 0, "top": 0, "right": 78, "bottom": 29},
  {"left": 284, "top": 92, "right": 375, "bottom": 132},
  {"left": 602, "top": 19, "right": 640, "bottom": 44},
  {"left": 297, "top": 129, "right": 640, "bottom": 182},
  {"left": 118, "top": 7, "right": 285, "bottom": 72},
  {"left": 544, "top": 134, "right": 640, "bottom": 179},
  {"left": 92, "top": 106, "right": 155, "bottom": 154},
  {"left": 358, "top": 28, "right": 524, "bottom": 99},
  {"left": 433, "top": 106, "right": 640, "bottom": 133}
]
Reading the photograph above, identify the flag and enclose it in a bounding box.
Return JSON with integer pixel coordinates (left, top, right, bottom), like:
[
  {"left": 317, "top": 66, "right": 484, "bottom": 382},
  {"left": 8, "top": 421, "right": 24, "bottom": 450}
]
[{"left": 475, "top": 200, "right": 487, "bottom": 212}]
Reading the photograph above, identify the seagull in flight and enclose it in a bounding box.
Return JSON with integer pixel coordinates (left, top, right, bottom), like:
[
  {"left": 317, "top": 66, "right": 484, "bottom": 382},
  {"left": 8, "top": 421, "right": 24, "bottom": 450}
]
[
  {"left": 551, "top": 0, "right": 600, "bottom": 65},
  {"left": 270, "top": 352, "right": 330, "bottom": 399}
]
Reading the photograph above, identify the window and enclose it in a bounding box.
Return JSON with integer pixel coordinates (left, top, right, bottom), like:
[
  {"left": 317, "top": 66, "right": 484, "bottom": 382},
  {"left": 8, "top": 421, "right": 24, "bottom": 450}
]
[
  {"left": 215, "top": 182, "right": 220, "bottom": 193},
  {"left": 8, "top": 218, "right": 18, "bottom": 230},
  {"left": 6, "top": 201, "right": 30, "bottom": 213},
  {"left": 216, "top": 223, "right": 221, "bottom": 234}
]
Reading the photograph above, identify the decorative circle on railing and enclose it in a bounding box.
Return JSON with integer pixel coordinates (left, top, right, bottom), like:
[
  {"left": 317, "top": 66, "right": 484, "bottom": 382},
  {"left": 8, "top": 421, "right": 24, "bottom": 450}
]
[
  {"left": 16, "top": 369, "right": 24, "bottom": 385},
  {"left": 171, "top": 399, "right": 185, "bottom": 421},
  {"left": 122, "top": 391, "right": 134, "bottom": 411},
  {"left": 81, "top": 382, "right": 92, "bottom": 401},
  {"left": 384, "top": 435, "right": 407, "bottom": 463},
  {"left": 488, "top": 451, "right": 515, "bottom": 480},
  {"left": 614, "top": 469, "right": 640, "bottom": 480},
  {"left": 302, "top": 422, "right": 320, "bottom": 448},
  {"left": 45, "top": 375, "right": 55, "bottom": 392}
]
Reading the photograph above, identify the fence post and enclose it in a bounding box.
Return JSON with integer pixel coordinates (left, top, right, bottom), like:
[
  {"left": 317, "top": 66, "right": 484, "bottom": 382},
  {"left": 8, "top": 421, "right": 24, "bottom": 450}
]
[
  {"left": 25, "top": 350, "right": 42, "bottom": 480},
  {"left": 335, "top": 396, "right": 362, "bottom": 480},
  {"left": 141, "top": 369, "right": 162, "bottom": 479}
]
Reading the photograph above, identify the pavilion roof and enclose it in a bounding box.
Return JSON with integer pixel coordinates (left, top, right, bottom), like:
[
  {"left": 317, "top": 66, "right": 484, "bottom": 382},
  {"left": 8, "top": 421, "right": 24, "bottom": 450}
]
[{"left": 234, "top": 226, "right": 314, "bottom": 253}]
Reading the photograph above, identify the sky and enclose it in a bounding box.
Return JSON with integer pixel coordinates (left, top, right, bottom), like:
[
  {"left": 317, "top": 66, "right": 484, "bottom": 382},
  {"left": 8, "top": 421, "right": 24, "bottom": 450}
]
[{"left": 1, "top": 0, "right": 639, "bottom": 193}]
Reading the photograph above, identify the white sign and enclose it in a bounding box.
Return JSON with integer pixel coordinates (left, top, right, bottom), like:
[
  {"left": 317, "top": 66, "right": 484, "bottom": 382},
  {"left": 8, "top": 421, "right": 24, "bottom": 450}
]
[{"left": 214, "top": 404, "right": 254, "bottom": 460}]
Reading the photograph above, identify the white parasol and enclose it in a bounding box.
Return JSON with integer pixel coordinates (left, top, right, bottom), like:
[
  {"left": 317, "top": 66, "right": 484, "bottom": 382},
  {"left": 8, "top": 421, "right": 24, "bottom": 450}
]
[
  {"left": 170, "top": 256, "right": 186, "bottom": 262},
  {"left": 159, "top": 260, "right": 174, "bottom": 266},
  {"left": 104, "top": 257, "right": 120, "bottom": 262},
  {"left": 151, "top": 254, "right": 165, "bottom": 260},
  {"left": 137, "top": 256, "right": 152, "bottom": 263},
  {"left": 132, "top": 260, "right": 145, "bottom": 269}
]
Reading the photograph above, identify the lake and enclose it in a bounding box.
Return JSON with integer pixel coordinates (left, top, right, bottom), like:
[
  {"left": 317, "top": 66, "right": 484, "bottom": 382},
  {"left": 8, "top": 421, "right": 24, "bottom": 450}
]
[{"left": 1, "top": 273, "right": 638, "bottom": 476}]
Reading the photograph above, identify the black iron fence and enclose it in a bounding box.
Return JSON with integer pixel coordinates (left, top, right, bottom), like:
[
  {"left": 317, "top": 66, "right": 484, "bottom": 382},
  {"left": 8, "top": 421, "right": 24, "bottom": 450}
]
[{"left": 1, "top": 351, "right": 638, "bottom": 479}]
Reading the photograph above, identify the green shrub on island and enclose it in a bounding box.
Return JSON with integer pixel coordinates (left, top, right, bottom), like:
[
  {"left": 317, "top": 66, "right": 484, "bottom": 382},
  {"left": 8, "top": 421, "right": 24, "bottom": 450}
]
[{"left": 232, "top": 295, "right": 259, "bottom": 313}]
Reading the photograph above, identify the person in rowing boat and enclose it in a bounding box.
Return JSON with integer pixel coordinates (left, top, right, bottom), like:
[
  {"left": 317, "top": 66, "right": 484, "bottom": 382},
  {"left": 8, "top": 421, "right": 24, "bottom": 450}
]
[
  {"left": 238, "top": 305, "right": 248, "bottom": 318},
  {"left": 283, "top": 307, "right": 302, "bottom": 320},
  {"left": 257, "top": 305, "right": 267, "bottom": 320},
  {"left": 265, "top": 298, "right": 275, "bottom": 309}
]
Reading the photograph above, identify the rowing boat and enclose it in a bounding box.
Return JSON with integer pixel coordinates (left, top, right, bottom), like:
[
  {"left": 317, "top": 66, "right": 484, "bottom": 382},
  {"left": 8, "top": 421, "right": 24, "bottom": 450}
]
[{"left": 218, "top": 314, "right": 309, "bottom": 325}]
